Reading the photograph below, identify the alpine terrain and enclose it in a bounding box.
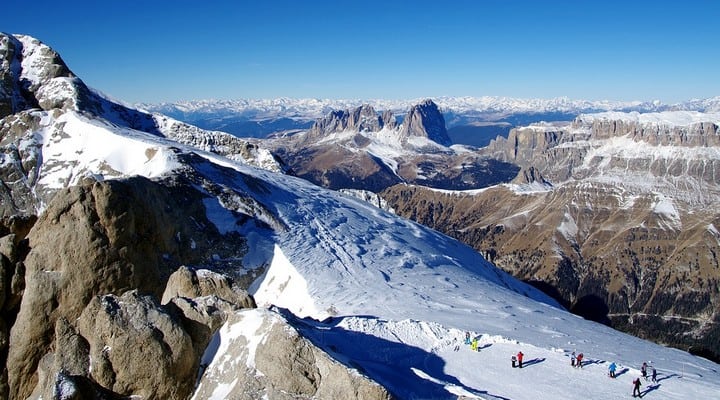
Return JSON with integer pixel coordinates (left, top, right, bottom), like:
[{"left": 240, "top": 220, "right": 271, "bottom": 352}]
[
  {"left": 1, "top": 32, "right": 719, "bottom": 400},
  {"left": 382, "top": 111, "right": 720, "bottom": 363}
]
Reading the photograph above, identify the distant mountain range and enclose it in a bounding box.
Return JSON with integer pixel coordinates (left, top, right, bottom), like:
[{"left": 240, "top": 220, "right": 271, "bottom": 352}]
[{"left": 139, "top": 96, "right": 720, "bottom": 146}]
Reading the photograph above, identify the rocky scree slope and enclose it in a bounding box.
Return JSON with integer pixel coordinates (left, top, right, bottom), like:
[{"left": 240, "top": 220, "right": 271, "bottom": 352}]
[{"left": 382, "top": 111, "right": 720, "bottom": 362}]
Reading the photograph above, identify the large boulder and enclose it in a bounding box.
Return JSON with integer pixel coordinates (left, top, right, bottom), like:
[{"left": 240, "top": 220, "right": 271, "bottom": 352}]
[
  {"left": 193, "top": 309, "right": 392, "bottom": 400},
  {"left": 162, "top": 265, "right": 255, "bottom": 309},
  {"left": 76, "top": 291, "right": 197, "bottom": 399}
]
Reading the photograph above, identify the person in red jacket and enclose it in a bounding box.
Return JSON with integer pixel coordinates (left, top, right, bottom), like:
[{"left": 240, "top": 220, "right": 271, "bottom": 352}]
[
  {"left": 576, "top": 353, "right": 584, "bottom": 368},
  {"left": 517, "top": 351, "right": 524, "bottom": 368}
]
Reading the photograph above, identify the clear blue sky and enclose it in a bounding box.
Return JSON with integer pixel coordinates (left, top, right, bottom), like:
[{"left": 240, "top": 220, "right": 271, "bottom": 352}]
[{"left": 5, "top": 0, "right": 719, "bottom": 104}]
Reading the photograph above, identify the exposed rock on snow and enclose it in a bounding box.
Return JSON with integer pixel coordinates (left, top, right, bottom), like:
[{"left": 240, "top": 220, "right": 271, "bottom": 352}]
[
  {"left": 162, "top": 265, "right": 255, "bottom": 309},
  {"left": 193, "top": 308, "right": 391, "bottom": 400}
]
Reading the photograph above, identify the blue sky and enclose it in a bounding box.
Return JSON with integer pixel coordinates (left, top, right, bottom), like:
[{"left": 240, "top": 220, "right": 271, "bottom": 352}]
[{"left": 5, "top": 0, "right": 719, "bottom": 103}]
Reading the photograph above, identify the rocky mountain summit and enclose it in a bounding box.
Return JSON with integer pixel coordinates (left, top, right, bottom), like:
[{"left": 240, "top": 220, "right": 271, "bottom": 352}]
[
  {"left": 266, "top": 100, "right": 517, "bottom": 191},
  {"left": 0, "top": 34, "right": 283, "bottom": 217},
  {"left": 382, "top": 110, "right": 720, "bottom": 362}
]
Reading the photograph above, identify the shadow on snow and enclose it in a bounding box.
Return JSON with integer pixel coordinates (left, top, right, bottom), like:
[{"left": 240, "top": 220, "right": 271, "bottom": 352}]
[{"left": 280, "top": 309, "right": 505, "bottom": 400}]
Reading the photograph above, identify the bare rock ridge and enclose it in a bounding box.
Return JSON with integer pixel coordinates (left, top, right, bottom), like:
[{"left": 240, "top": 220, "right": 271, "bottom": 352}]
[
  {"left": 308, "top": 104, "right": 392, "bottom": 138},
  {"left": 484, "top": 114, "right": 720, "bottom": 185},
  {"left": 307, "top": 100, "right": 449, "bottom": 147}
]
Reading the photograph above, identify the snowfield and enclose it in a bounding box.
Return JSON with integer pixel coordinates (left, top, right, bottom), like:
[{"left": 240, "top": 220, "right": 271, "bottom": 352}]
[{"left": 24, "top": 97, "right": 720, "bottom": 398}]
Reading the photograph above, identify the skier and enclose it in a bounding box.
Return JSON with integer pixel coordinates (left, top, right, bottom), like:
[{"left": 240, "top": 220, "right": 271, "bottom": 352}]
[
  {"left": 651, "top": 366, "right": 657, "bottom": 383},
  {"left": 608, "top": 362, "right": 617, "bottom": 378},
  {"left": 465, "top": 331, "right": 471, "bottom": 345},
  {"left": 511, "top": 355, "right": 517, "bottom": 368},
  {"left": 471, "top": 337, "right": 479, "bottom": 352},
  {"left": 641, "top": 362, "right": 648, "bottom": 381},
  {"left": 571, "top": 351, "right": 576, "bottom": 367},
  {"left": 632, "top": 377, "right": 642, "bottom": 397},
  {"left": 517, "top": 351, "right": 524, "bottom": 368},
  {"left": 576, "top": 353, "right": 584, "bottom": 368}
]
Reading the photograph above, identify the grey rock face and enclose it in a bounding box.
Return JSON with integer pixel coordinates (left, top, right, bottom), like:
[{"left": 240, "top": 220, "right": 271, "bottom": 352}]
[
  {"left": 162, "top": 265, "right": 256, "bottom": 309},
  {"left": 399, "top": 99, "right": 451, "bottom": 146},
  {"left": 485, "top": 117, "right": 720, "bottom": 187},
  {"left": 193, "top": 309, "right": 392, "bottom": 400},
  {"left": 77, "top": 291, "right": 197, "bottom": 399},
  {"left": 308, "top": 104, "right": 386, "bottom": 138},
  {"left": 5, "top": 176, "right": 249, "bottom": 399}
]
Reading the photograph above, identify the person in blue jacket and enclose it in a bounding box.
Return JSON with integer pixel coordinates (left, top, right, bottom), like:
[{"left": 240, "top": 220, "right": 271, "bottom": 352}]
[{"left": 608, "top": 362, "right": 617, "bottom": 378}]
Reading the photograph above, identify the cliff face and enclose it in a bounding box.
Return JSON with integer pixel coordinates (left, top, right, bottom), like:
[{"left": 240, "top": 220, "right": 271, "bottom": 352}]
[
  {"left": 399, "top": 99, "right": 451, "bottom": 146},
  {"left": 384, "top": 111, "right": 720, "bottom": 362},
  {"left": 484, "top": 113, "right": 720, "bottom": 186}
]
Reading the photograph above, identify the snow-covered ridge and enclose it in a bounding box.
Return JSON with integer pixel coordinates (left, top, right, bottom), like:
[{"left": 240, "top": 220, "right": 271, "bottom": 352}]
[{"left": 577, "top": 110, "right": 720, "bottom": 127}]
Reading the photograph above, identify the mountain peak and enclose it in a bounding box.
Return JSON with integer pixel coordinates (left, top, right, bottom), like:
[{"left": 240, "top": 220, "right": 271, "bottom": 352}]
[{"left": 399, "top": 99, "right": 452, "bottom": 146}]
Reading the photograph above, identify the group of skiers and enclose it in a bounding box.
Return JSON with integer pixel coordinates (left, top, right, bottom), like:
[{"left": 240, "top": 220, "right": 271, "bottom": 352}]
[
  {"left": 463, "top": 333, "right": 662, "bottom": 397},
  {"left": 465, "top": 331, "right": 482, "bottom": 352}
]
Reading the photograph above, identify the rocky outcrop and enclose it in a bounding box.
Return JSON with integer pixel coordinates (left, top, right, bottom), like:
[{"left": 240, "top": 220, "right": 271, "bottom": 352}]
[
  {"left": 399, "top": 99, "right": 451, "bottom": 146},
  {"left": 76, "top": 291, "right": 197, "bottom": 399},
  {"left": 484, "top": 114, "right": 720, "bottom": 186},
  {"left": 307, "top": 104, "right": 388, "bottom": 138},
  {"left": 161, "top": 265, "right": 255, "bottom": 309},
  {"left": 193, "top": 309, "right": 392, "bottom": 400},
  {"left": 5, "top": 176, "right": 248, "bottom": 399},
  {"left": 306, "top": 100, "right": 451, "bottom": 147}
]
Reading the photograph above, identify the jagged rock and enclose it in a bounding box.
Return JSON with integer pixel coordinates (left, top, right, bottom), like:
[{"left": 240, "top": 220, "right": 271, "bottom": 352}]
[
  {"left": 511, "top": 166, "right": 548, "bottom": 185},
  {"left": 193, "top": 309, "right": 391, "bottom": 400},
  {"left": 399, "top": 99, "right": 451, "bottom": 146},
  {"left": 5, "top": 176, "right": 248, "bottom": 399},
  {"left": 77, "top": 291, "right": 197, "bottom": 399},
  {"left": 161, "top": 265, "right": 255, "bottom": 309},
  {"left": 308, "top": 104, "right": 385, "bottom": 138}
]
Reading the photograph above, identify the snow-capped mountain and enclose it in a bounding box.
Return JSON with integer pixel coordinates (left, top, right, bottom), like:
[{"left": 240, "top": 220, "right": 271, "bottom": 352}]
[
  {"left": 137, "top": 95, "right": 720, "bottom": 145},
  {"left": 1, "top": 34, "right": 283, "bottom": 217},
  {"left": 2, "top": 33, "right": 720, "bottom": 400}
]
